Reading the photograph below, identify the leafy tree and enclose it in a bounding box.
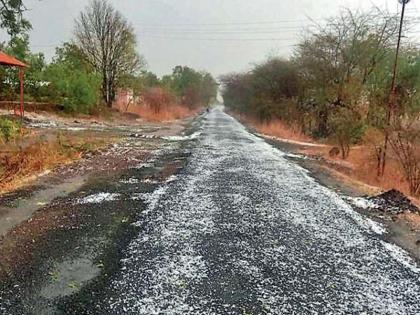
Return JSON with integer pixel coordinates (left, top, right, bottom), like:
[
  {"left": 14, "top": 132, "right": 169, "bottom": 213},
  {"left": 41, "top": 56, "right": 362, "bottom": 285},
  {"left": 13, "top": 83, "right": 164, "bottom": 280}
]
[
  {"left": 44, "top": 43, "right": 101, "bottom": 113},
  {"left": 164, "top": 66, "right": 217, "bottom": 108},
  {"left": 119, "top": 71, "right": 160, "bottom": 98},
  {"left": 220, "top": 72, "right": 254, "bottom": 114},
  {"left": 293, "top": 8, "right": 399, "bottom": 136},
  {"left": 0, "top": 34, "right": 46, "bottom": 101},
  {"left": 139, "top": 71, "right": 160, "bottom": 88},
  {"left": 221, "top": 58, "right": 300, "bottom": 123},
  {"left": 200, "top": 72, "right": 218, "bottom": 106},
  {"left": 74, "top": 0, "right": 143, "bottom": 106}
]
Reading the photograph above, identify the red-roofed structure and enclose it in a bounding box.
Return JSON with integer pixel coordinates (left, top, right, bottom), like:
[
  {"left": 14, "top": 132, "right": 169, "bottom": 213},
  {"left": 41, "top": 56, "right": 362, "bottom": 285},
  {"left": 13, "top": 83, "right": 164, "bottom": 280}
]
[
  {"left": 0, "top": 51, "right": 28, "bottom": 68},
  {"left": 0, "top": 51, "right": 28, "bottom": 118}
]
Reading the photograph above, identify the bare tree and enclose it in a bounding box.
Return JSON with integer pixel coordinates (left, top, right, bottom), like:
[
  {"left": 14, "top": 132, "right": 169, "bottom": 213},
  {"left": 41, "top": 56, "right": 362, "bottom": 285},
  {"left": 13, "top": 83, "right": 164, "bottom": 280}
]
[
  {"left": 389, "top": 120, "right": 420, "bottom": 196},
  {"left": 74, "top": 0, "right": 142, "bottom": 106}
]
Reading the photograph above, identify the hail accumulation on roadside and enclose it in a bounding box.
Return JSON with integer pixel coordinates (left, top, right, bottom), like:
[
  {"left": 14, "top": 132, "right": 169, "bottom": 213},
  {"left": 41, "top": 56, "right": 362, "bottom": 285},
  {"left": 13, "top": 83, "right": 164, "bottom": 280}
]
[{"left": 90, "top": 109, "right": 420, "bottom": 314}]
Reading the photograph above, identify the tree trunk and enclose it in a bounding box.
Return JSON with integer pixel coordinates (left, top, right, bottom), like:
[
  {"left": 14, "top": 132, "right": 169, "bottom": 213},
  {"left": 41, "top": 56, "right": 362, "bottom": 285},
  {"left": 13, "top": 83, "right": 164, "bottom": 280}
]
[{"left": 317, "top": 108, "right": 329, "bottom": 137}]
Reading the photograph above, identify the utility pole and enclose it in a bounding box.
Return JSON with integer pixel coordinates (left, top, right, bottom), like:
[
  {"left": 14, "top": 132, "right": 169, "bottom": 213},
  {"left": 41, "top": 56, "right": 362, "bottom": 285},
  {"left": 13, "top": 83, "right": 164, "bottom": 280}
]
[{"left": 379, "top": 0, "right": 410, "bottom": 177}]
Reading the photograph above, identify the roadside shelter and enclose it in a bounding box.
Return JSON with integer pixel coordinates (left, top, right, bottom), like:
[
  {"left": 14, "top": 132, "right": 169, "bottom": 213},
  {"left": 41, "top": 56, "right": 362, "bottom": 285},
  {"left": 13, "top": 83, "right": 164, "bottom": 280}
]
[{"left": 0, "top": 51, "right": 28, "bottom": 118}]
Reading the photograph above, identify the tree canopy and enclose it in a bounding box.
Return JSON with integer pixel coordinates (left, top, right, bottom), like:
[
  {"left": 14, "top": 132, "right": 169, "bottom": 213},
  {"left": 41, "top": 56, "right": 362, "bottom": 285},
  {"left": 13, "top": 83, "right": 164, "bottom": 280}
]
[
  {"left": 0, "top": 0, "right": 30, "bottom": 35},
  {"left": 221, "top": 7, "right": 420, "bottom": 167}
]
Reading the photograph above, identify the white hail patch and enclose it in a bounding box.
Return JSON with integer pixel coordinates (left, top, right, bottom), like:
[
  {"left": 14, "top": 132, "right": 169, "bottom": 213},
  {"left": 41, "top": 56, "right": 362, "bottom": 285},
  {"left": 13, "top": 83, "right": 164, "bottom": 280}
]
[
  {"left": 99, "top": 109, "right": 420, "bottom": 314},
  {"left": 381, "top": 241, "right": 420, "bottom": 274},
  {"left": 76, "top": 192, "right": 120, "bottom": 204},
  {"left": 120, "top": 178, "right": 140, "bottom": 184},
  {"left": 346, "top": 196, "right": 379, "bottom": 210},
  {"left": 162, "top": 131, "right": 201, "bottom": 141}
]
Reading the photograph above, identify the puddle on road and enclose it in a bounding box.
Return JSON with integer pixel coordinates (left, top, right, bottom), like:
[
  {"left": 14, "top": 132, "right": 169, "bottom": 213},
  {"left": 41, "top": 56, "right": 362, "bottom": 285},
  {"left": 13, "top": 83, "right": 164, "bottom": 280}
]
[
  {"left": 0, "top": 176, "right": 87, "bottom": 237},
  {"left": 40, "top": 257, "right": 101, "bottom": 299}
]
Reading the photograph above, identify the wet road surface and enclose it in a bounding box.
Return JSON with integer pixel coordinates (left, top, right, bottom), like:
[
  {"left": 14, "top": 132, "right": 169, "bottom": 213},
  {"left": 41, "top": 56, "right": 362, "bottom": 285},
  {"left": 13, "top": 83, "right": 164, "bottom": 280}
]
[{"left": 92, "top": 109, "right": 419, "bottom": 314}]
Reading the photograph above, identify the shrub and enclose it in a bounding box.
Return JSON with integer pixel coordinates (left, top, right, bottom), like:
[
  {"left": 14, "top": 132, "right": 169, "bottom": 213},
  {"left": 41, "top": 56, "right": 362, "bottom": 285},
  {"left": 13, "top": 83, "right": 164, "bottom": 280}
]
[
  {"left": 389, "top": 123, "right": 420, "bottom": 196},
  {"left": 0, "top": 117, "right": 21, "bottom": 143},
  {"left": 142, "top": 87, "right": 175, "bottom": 114},
  {"left": 329, "top": 108, "right": 366, "bottom": 159},
  {"left": 63, "top": 71, "right": 101, "bottom": 113},
  {"left": 44, "top": 49, "right": 101, "bottom": 114}
]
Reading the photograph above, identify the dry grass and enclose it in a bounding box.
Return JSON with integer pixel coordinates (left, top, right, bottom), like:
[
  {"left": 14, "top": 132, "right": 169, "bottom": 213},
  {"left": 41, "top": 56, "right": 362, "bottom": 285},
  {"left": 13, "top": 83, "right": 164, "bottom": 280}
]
[
  {"left": 0, "top": 133, "right": 111, "bottom": 192},
  {"left": 131, "top": 104, "right": 199, "bottom": 122},
  {"left": 239, "top": 112, "right": 419, "bottom": 200},
  {"left": 348, "top": 148, "right": 410, "bottom": 194},
  {"left": 257, "top": 119, "right": 312, "bottom": 142},
  {"left": 238, "top": 115, "right": 312, "bottom": 143},
  {"left": 0, "top": 142, "right": 75, "bottom": 191},
  {"left": 300, "top": 144, "right": 417, "bottom": 200}
]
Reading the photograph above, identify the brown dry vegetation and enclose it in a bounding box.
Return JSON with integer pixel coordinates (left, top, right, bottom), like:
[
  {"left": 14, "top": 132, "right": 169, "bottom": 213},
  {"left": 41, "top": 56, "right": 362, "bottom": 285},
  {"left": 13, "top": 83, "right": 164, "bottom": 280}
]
[
  {"left": 239, "top": 115, "right": 313, "bottom": 143},
  {"left": 126, "top": 87, "right": 201, "bottom": 122},
  {"left": 0, "top": 132, "right": 112, "bottom": 192},
  {"left": 300, "top": 144, "right": 410, "bottom": 194},
  {"left": 255, "top": 123, "right": 420, "bottom": 205}
]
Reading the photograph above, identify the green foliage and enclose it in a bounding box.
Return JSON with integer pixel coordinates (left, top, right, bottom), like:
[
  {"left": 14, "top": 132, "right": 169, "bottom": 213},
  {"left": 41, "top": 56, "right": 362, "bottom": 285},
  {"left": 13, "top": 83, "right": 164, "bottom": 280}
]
[
  {"left": 221, "top": 57, "right": 300, "bottom": 122},
  {"left": 220, "top": 72, "right": 253, "bottom": 114},
  {"left": 44, "top": 44, "right": 101, "bottom": 113},
  {"left": 0, "top": 0, "right": 31, "bottom": 35},
  {"left": 164, "top": 66, "right": 218, "bottom": 108},
  {"left": 0, "top": 117, "right": 21, "bottom": 143},
  {"left": 119, "top": 71, "right": 160, "bottom": 97},
  {"left": 221, "top": 6, "right": 420, "bottom": 161},
  {"left": 395, "top": 50, "right": 420, "bottom": 115},
  {"left": 329, "top": 108, "right": 366, "bottom": 159},
  {"left": 0, "top": 34, "right": 47, "bottom": 101}
]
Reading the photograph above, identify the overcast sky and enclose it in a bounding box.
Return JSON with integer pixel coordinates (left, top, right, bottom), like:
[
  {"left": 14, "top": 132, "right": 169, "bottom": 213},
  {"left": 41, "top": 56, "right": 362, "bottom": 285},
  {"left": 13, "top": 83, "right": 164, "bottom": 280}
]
[{"left": 5, "top": 0, "right": 420, "bottom": 77}]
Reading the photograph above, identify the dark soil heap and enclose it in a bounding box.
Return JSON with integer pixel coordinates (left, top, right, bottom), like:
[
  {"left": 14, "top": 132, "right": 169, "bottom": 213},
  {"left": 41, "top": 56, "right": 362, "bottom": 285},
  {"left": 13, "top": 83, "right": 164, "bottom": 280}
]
[{"left": 368, "top": 189, "right": 419, "bottom": 215}]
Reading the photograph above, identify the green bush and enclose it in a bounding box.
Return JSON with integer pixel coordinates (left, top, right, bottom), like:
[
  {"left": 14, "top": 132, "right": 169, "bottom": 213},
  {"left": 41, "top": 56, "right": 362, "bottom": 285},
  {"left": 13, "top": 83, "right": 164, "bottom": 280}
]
[
  {"left": 45, "top": 64, "right": 101, "bottom": 114},
  {"left": 63, "top": 71, "right": 101, "bottom": 113},
  {"left": 0, "top": 117, "right": 21, "bottom": 143},
  {"left": 329, "top": 108, "right": 366, "bottom": 159},
  {"left": 43, "top": 43, "right": 102, "bottom": 114}
]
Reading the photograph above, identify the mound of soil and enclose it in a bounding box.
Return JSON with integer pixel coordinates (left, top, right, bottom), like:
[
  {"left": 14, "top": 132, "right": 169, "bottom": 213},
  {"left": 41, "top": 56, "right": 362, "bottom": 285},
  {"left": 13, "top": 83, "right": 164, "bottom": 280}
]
[{"left": 369, "top": 189, "right": 419, "bottom": 215}]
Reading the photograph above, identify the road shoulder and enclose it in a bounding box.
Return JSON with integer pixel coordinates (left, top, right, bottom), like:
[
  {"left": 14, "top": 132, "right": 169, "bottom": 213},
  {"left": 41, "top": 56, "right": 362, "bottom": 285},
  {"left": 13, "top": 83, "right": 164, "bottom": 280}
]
[
  {"left": 259, "top": 133, "right": 420, "bottom": 264},
  {"left": 0, "top": 111, "right": 202, "bottom": 314}
]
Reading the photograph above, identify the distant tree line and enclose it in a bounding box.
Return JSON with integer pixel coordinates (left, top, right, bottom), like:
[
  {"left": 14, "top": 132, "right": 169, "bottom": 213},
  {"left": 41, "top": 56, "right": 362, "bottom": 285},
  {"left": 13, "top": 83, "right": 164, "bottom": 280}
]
[
  {"left": 221, "top": 7, "right": 420, "bottom": 194},
  {"left": 0, "top": 0, "right": 218, "bottom": 114}
]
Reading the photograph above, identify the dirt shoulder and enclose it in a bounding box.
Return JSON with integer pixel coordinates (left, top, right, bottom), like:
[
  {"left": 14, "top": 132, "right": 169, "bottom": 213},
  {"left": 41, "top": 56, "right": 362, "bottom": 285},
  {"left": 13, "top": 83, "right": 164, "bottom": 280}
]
[
  {"left": 0, "top": 111, "right": 199, "bottom": 229},
  {"left": 0, "top": 110, "right": 197, "bottom": 236}
]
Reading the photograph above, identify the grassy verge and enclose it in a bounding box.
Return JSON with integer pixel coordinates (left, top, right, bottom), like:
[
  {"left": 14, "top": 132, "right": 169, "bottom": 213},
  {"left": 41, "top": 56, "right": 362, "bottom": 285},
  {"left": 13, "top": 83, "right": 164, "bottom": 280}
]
[
  {"left": 0, "top": 131, "right": 114, "bottom": 193},
  {"left": 236, "top": 114, "right": 313, "bottom": 143}
]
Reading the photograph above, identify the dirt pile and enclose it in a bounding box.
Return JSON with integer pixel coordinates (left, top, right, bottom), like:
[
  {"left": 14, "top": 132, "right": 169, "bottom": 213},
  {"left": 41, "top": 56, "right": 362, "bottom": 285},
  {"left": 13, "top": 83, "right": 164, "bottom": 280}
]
[{"left": 369, "top": 189, "right": 419, "bottom": 215}]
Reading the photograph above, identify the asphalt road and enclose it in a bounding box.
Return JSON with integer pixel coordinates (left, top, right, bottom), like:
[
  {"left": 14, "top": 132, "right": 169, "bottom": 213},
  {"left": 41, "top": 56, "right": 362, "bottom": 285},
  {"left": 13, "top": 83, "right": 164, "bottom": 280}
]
[{"left": 94, "top": 108, "right": 420, "bottom": 314}]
